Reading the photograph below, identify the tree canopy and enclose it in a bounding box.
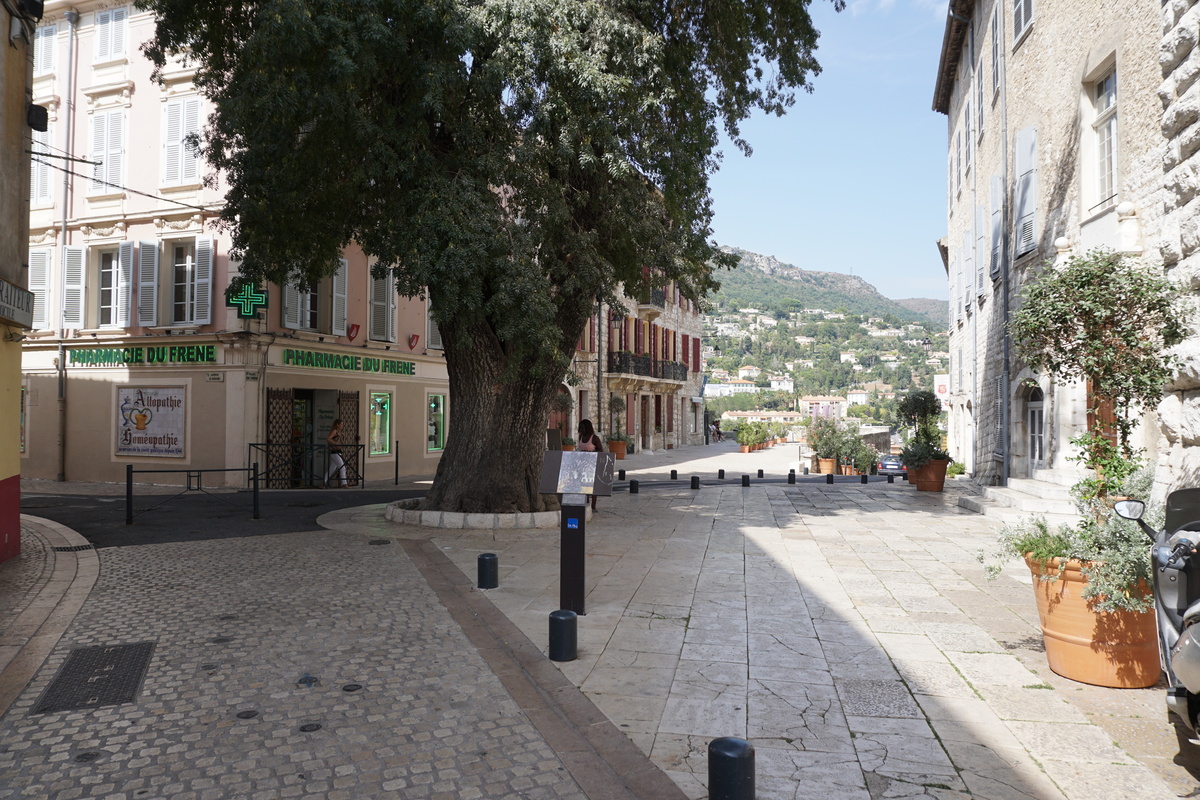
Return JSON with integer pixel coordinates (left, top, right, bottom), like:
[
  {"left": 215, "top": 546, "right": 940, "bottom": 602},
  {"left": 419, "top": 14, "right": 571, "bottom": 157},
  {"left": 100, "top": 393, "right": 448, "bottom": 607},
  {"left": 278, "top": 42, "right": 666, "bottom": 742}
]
[{"left": 139, "top": 0, "right": 843, "bottom": 510}]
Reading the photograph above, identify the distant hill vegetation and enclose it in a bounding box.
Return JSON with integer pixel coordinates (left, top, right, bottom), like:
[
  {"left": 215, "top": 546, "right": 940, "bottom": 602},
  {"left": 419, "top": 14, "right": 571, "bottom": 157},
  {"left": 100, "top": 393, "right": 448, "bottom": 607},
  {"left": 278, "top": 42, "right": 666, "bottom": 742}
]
[{"left": 710, "top": 247, "right": 946, "bottom": 328}]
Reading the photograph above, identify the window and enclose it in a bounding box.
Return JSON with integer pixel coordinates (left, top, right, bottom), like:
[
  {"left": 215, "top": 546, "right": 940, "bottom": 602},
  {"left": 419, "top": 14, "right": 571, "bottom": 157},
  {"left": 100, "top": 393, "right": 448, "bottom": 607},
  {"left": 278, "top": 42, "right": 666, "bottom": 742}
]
[
  {"left": 1013, "top": 126, "right": 1038, "bottom": 256},
  {"left": 989, "top": 175, "right": 1004, "bottom": 279},
  {"left": 369, "top": 271, "right": 395, "bottom": 342},
  {"left": 1090, "top": 68, "right": 1117, "bottom": 214},
  {"left": 369, "top": 393, "right": 391, "bottom": 455},
  {"left": 96, "top": 243, "right": 133, "bottom": 328},
  {"left": 427, "top": 394, "right": 446, "bottom": 453},
  {"left": 955, "top": 131, "right": 962, "bottom": 193},
  {"left": 90, "top": 109, "right": 124, "bottom": 195},
  {"left": 30, "top": 125, "right": 52, "bottom": 206},
  {"left": 33, "top": 25, "right": 56, "bottom": 76},
  {"left": 1013, "top": 0, "right": 1032, "bottom": 42},
  {"left": 144, "top": 236, "right": 213, "bottom": 326},
  {"left": 283, "top": 283, "right": 320, "bottom": 330},
  {"left": 28, "top": 249, "right": 51, "bottom": 330},
  {"left": 162, "top": 97, "right": 202, "bottom": 187},
  {"left": 991, "top": 7, "right": 1001, "bottom": 96},
  {"left": 976, "top": 64, "right": 985, "bottom": 139},
  {"left": 964, "top": 97, "right": 973, "bottom": 174},
  {"left": 427, "top": 300, "right": 443, "bottom": 350},
  {"left": 283, "top": 259, "right": 347, "bottom": 334},
  {"left": 94, "top": 7, "right": 128, "bottom": 62}
]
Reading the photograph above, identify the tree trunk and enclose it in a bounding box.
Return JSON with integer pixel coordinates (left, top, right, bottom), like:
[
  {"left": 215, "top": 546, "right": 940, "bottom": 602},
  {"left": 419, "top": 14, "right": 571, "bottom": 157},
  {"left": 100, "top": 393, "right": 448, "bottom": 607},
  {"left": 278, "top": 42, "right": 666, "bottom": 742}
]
[{"left": 419, "top": 317, "right": 580, "bottom": 513}]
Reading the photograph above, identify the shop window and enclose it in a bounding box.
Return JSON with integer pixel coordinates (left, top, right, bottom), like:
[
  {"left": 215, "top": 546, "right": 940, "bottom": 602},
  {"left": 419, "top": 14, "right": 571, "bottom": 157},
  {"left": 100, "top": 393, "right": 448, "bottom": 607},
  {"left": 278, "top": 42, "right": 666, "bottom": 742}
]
[
  {"left": 427, "top": 394, "right": 446, "bottom": 452},
  {"left": 369, "top": 392, "right": 391, "bottom": 455}
]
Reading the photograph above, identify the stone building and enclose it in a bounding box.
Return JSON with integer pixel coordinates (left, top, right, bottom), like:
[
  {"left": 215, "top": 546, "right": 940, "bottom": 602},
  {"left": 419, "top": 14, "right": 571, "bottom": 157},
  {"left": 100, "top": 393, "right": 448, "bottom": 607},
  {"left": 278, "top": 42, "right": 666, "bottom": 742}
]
[
  {"left": 1155, "top": 0, "right": 1200, "bottom": 497},
  {"left": 934, "top": 0, "right": 1165, "bottom": 500}
]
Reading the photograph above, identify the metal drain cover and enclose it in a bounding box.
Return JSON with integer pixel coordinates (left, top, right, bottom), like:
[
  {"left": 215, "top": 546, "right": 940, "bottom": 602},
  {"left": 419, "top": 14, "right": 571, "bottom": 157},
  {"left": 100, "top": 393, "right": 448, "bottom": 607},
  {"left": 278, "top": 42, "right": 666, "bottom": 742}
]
[{"left": 32, "top": 642, "right": 155, "bottom": 715}]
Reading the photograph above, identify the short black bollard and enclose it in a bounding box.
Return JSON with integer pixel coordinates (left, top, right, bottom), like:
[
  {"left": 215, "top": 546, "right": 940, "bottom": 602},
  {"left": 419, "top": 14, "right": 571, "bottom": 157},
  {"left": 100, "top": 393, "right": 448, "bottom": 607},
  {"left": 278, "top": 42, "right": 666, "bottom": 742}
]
[
  {"left": 887, "top": 474, "right": 895, "bottom": 483},
  {"left": 803, "top": 466, "right": 809, "bottom": 475},
  {"left": 618, "top": 469, "right": 626, "bottom": 481},
  {"left": 788, "top": 472, "right": 795, "bottom": 485},
  {"left": 478, "top": 553, "right": 499, "bottom": 589},
  {"left": 860, "top": 474, "right": 868, "bottom": 485},
  {"left": 709, "top": 737, "right": 754, "bottom": 800},
  {"left": 630, "top": 479, "right": 639, "bottom": 494},
  {"left": 742, "top": 474, "right": 750, "bottom": 487},
  {"left": 691, "top": 476, "right": 700, "bottom": 490},
  {"left": 718, "top": 469, "right": 725, "bottom": 479},
  {"left": 757, "top": 469, "right": 764, "bottom": 479},
  {"left": 825, "top": 473, "right": 834, "bottom": 485},
  {"left": 671, "top": 469, "right": 678, "bottom": 480},
  {"left": 548, "top": 610, "right": 577, "bottom": 662},
  {"left": 789, "top": 469, "right": 795, "bottom": 475}
]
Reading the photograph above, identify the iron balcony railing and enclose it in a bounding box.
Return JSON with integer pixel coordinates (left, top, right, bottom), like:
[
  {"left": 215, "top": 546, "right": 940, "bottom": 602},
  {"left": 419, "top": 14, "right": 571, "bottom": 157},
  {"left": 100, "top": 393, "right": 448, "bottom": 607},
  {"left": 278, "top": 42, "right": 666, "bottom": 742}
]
[
  {"left": 607, "top": 352, "right": 688, "bottom": 382},
  {"left": 638, "top": 287, "right": 666, "bottom": 309}
]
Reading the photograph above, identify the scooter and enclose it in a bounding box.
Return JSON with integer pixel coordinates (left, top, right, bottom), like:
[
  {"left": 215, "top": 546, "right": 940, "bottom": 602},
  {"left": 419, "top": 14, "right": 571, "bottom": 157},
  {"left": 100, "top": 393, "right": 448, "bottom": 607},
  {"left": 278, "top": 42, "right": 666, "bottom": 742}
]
[{"left": 1115, "top": 489, "right": 1200, "bottom": 733}]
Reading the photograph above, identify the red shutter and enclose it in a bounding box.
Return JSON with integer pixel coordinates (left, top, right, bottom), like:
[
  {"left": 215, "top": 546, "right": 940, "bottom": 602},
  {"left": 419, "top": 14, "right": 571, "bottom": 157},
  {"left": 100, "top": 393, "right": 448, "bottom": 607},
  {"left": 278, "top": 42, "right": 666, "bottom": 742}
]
[
  {"left": 590, "top": 315, "right": 596, "bottom": 353},
  {"left": 668, "top": 397, "right": 674, "bottom": 432},
  {"left": 682, "top": 334, "right": 690, "bottom": 365},
  {"left": 693, "top": 338, "right": 700, "bottom": 372}
]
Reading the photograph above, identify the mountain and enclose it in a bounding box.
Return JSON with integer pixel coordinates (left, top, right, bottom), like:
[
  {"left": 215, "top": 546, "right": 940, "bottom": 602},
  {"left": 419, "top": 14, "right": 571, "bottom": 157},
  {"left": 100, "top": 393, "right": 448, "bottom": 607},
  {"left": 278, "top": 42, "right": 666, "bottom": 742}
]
[{"left": 711, "top": 247, "right": 946, "bottom": 328}]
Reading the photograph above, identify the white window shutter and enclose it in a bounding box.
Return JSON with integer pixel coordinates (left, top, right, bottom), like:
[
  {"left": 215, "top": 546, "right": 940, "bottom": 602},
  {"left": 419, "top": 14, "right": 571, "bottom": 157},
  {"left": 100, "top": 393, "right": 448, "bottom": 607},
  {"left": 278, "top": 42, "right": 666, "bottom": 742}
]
[
  {"left": 964, "top": 98, "right": 972, "bottom": 172},
  {"left": 976, "top": 66, "right": 985, "bottom": 137},
  {"left": 110, "top": 7, "right": 127, "bottom": 57},
  {"left": 332, "top": 259, "right": 348, "bottom": 336},
  {"left": 137, "top": 241, "right": 159, "bottom": 326},
  {"left": 975, "top": 205, "right": 987, "bottom": 295},
  {"left": 282, "top": 283, "right": 301, "bottom": 329},
  {"left": 116, "top": 241, "right": 134, "bottom": 327},
  {"left": 193, "top": 236, "right": 213, "bottom": 325},
  {"left": 963, "top": 230, "right": 973, "bottom": 313},
  {"left": 369, "top": 273, "right": 395, "bottom": 341},
  {"left": 95, "top": 9, "right": 111, "bottom": 61},
  {"left": 427, "top": 301, "right": 443, "bottom": 350},
  {"left": 34, "top": 25, "right": 55, "bottom": 75},
  {"left": 989, "top": 175, "right": 1004, "bottom": 279},
  {"left": 181, "top": 98, "right": 201, "bottom": 183},
  {"left": 163, "top": 101, "right": 182, "bottom": 185},
  {"left": 30, "top": 127, "right": 51, "bottom": 204},
  {"left": 91, "top": 113, "right": 108, "bottom": 192},
  {"left": 62, "top": 246, "right": 85, "bottom": 327},
  {"left": 28, "top": 250, "right": 50, "bottom": 330},
  {"left": 954, "top": 253, "right": 963, "bottom": 323},
  {"left": 106, "top": 111, "right": 123, "bottom": 188},
  {"left": 1014, "top": 126, "right": 1038, "bottom": 256}
]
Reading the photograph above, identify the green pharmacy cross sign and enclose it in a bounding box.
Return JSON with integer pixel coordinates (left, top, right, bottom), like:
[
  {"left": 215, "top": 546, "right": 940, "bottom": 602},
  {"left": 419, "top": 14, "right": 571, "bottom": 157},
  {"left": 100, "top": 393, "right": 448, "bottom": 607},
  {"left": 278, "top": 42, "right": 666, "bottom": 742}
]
[{"left": 226, "top": 282, "right": 267, "bottom": 319}]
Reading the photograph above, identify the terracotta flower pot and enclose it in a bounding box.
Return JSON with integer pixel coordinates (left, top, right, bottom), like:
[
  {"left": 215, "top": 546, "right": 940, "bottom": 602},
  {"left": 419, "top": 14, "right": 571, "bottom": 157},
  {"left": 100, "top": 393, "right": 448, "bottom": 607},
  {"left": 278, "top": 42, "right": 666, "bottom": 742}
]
[
  {"left": 1025, "top": 557, "right": 1159, "bottom": 688},
  {"left": 915, "top": 459, "right": 949, "bottom": 492},
  {"left": 740, "top": 445, "right": 750, "bottom": 453},
  {"left": 561, "top": 444, "right": 575, "bottom": 452},
  {"left": 608, "top": 439, "right": 627, "bottom": 460},
  {"left": 818, "top": 458, "right": 836, "bottom": 474}
]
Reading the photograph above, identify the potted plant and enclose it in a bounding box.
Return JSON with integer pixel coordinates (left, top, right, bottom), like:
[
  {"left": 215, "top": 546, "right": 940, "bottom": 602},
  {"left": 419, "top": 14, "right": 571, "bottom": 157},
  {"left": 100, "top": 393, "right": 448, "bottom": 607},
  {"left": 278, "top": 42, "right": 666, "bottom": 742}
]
[
  {"left": 852, "top": 439, "right": 877, "bottom": 476},
  {"left": 736, "top": 425, "right": 755, "bottom": 453},
  {"left": 809, "top": 417, "right": 843, "bottom": 474},
  {"left": 984, "top": 248, "right": 1188, "bottom": 687},
  {"left": 897, "top": 390, "right": 950, "bottom": 491},
  {"left": 606, "top": 395, "right": 628, "bottom": 459},
  {"left": 561, "top": 436, "right": 576, "bottom": 452}
]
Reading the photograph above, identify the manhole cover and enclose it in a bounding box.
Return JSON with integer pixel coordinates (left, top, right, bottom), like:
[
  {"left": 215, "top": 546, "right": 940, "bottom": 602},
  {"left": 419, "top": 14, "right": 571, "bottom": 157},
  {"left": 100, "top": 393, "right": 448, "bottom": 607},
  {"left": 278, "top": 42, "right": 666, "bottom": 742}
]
[
  {"left": 342, "top": 684, "right": 362, "bottom": 693},
  {"left": 296, "top": 675, "right": 319, "bottom": 688},
  {"left": 299, "top": 723, "right": 321, "bottom": 732},
  {"left": 368, "top": 539, "right": 391, "bottom": 546},
  {"left": 74, "top": 752, "right": 102, "bottom": 763},
  {"left": 32, "top": 642, "right": 155, "bottom": 715},
  {"left": 235, "top": 710, "right": 258, "bottom": 719}
]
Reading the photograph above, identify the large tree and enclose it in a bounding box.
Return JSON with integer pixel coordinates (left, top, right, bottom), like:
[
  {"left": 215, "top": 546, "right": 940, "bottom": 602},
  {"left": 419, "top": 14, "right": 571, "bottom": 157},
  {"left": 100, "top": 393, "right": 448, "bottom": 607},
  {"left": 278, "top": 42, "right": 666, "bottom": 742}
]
[{"left": 140, "top": 0, "right": 841, "bottom": 511}]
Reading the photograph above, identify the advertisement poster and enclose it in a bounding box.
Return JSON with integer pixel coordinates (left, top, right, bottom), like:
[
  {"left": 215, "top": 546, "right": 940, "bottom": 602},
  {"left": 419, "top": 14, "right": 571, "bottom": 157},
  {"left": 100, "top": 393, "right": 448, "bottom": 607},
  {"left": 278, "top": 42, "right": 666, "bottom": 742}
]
[
  {"left": 116, "top": 387, "right": 186, "bottom": 457},
  {"left": 934, "top": 374, "right": 951, "bottom": 411}
]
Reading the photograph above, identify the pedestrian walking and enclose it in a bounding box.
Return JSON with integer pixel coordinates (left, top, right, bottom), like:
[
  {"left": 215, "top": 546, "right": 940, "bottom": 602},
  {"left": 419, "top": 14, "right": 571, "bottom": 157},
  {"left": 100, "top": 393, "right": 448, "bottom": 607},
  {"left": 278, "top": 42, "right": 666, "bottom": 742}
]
[{"left": 324, "top": 418, "right": 347, "bottom": 488}]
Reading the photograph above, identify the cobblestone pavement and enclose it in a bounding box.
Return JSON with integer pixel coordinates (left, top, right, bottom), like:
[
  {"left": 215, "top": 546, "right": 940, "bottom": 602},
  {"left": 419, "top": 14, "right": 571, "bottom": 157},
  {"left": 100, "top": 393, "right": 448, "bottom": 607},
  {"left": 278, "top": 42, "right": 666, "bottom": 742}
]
[{"left": 0, "top": 531, "right": 590, "bottom": 800}]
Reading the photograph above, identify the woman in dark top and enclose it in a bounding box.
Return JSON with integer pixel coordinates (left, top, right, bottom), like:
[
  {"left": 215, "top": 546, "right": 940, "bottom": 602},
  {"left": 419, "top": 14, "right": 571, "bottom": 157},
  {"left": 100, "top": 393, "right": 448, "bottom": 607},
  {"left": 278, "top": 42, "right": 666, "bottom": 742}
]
[{"left": 576, "top": 419, "right": 603, "bottom": 511}]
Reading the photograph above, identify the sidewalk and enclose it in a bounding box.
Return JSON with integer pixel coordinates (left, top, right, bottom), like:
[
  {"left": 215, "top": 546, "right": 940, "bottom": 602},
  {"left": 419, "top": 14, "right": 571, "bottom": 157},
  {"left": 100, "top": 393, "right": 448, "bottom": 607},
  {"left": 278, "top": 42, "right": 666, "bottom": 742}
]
[{"left": 2, "top": 441, "right": 1197, "bottom": 799}]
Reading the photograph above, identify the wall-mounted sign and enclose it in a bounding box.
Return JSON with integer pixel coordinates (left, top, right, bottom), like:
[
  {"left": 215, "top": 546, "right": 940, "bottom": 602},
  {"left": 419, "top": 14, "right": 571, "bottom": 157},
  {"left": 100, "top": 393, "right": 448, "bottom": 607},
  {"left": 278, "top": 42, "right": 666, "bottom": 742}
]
[
  {"left": 0, "top": 277, "right": 34, "bottom": 329},
  {"left": 70, "top": 345, "right": 218, "bottom": 366},
  {"left": 116, "top": 387, "right": 186, "bottom": 457},
  {"left": 226, "top": 282, "right": 268, "bottom": 319},
  {"left": 281, "top": 348, "right": 415, "bottom": 375}
]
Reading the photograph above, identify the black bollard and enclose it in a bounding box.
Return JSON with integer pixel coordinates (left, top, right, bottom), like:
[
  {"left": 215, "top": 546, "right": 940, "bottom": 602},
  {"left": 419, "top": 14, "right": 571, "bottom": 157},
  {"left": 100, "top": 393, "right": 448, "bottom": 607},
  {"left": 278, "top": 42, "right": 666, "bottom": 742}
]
[
  {"left": 718, "top": 469, "right": 725, "bottom": 479},
  {"left": 789, "top": 469, "right": 795, "bottom": 475},
  {"left": 742, "top": 474, "right": 750, "bottom": 487},
  {"left": 548, "top": 610, "right": 578, "bottom": 662},
  {"left": 887, "top": 474, "right": 895, "bottom": 483},
  {"left": 618, "top": 469, "right": 626, "bottom": 481},
  {"left": 757, "top": 469, "right": 764, "bottom": 479},
  {"left": 709, "top": 737, "right": 754, "bottom": 800},
  {"left": 671, "top": 469, "right": 678, "bottom": 480},
  {"left": 860, "top": 474, "right": 868, "bottom": 484},
  {"left": 788, "top": 472, "right": 795, "bottom": 485},
  {"left": 826, "top": 473, "right": 834, "bottom": 485},
  {"left": 630, "top": 479, "right": 639, "bottom": 494},
  {"left": 803, "top": 467, "right": 809, "bottom": 475},
  {"left": 477, "top": 553, "right": 499, "bottom": 589},
  {"left": 691, "top": 476, "right": 700, "bottom": 490}
]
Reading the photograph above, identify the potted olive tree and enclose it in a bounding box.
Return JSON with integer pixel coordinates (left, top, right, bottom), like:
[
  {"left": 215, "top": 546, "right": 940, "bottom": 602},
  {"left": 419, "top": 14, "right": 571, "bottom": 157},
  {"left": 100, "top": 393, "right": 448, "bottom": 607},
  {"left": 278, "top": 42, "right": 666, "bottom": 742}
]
[
  {"left": 808, "top": 417, "right": 843, "bottom": 474},
  {"left": 984, "top": 248, "right": 1187, "bottom": 687},
  {"left": 606, "top": 395, "right": 629, "bottom": 459},
  {"left": 898, "top": 390, "right": 950, "bottom": 491}
]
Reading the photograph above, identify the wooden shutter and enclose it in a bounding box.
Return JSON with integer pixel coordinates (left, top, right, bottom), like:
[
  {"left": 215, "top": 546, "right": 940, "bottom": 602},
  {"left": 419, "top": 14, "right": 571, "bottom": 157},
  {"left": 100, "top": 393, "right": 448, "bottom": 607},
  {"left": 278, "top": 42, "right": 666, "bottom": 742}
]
[
  {"left": 30, "top": 127, "right": 51, "bottom": 204},
  {"left": 181, "top": 98, "right": 201, "bottom": 183},
  {"left": 993, "top": 377, "right": 1005, "bottom": 456},
  {"left": 91, "top": 112, "right": 108, "bottom": 192},
  {"left": 34, "top": 25, "right": 55, "bottom": 75},
  {"left": 963, "top": 231, "right": 973, "bottom": 314},
  {"left": 975, "top": 206, "right": 987, "bottom": 295},
  {"left": 95, "top": 9, "right": 112, "bottom": 60},
  {"left": 989, "top": 175, "right": 1004, "bottom": 279},
  {"left": 28, "top": 249, "right": 50, "bottom": 330},
  {"left": 62, "top": 246, "right": 84, "bottom": 327},
  {"left": 331, "top": 258, "right": 348, "bottom": 336},
  {"left": 105, "top": 110, "right": 123, "bottom": 188},
  {"left": 193, "top": 236, "right": 213, "bottom": 324},
  {"left": 682, "top": 334, "right": 690, "bottom": 366},
  {"left": 137, "top": 241, "right": 159, "bottom": 326},
  {"left": 369, "top": 273, "right": 393, "bottom": 341},
  {"left": 1013, "top": 0, "right": 1032, "bottom": 38},
  {"left": 164, "top": 101, "right": 182, "bottom": 185},
  {"left": 692, "top": 338, "right": 700, "bottom": 373},
  {"left": 282, "top": 283, "right": 301, "bottom": 329},
  {"left": 1014, "top": 126, "right": 1037, "bottom": 256},
  {"left": 427, "top": 301, "right": 443, "bottom": 349},
  {"left": 116, "top": 241, "right": 134, "bottom": 327}
]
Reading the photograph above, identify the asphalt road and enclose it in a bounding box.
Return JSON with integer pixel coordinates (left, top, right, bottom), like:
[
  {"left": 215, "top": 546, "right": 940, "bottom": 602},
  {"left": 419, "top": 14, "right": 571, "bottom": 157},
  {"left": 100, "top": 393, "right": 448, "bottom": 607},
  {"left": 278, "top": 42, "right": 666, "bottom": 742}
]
[{"left": 19, "top": 488, "right": 426, "bottom": 548}]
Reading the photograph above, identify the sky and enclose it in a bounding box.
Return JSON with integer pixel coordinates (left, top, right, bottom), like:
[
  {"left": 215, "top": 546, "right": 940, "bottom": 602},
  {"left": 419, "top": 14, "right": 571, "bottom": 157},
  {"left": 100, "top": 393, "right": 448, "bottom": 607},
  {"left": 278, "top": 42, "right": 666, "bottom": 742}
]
[{"left": 707, "top": 0, "right": 951, "bottom": 301}]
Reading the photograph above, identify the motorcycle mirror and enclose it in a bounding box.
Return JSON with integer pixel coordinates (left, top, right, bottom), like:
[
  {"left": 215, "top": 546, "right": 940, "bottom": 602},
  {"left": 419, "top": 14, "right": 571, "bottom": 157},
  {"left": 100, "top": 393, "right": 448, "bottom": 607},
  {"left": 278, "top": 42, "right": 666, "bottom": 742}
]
[{"left": 1113, "top": 499, "right": 1146, "bottom": 520}]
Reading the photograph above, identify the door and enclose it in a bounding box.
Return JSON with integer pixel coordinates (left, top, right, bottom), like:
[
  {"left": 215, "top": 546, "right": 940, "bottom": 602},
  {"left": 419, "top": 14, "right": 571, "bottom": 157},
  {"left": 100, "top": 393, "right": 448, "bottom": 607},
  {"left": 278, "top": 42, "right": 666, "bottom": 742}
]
[
  {"left": 292, "top": 390, "right": 314, "bottom": 486},
  {"left": 1028, "top": 387, "right": 1045, "bottom": 471}
]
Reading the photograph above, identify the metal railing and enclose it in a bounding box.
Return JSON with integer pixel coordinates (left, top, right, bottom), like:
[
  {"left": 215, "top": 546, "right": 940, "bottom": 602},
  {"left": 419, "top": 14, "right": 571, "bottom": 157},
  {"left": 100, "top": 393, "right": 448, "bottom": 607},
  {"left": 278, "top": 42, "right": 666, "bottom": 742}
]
[
  {"left": 607, "top": 352, "right": 688, "bottom": 382},
  {"left": 638, "top": 287, "right": 666, "bottom": 309},
  {"left": 248, "top": 443, "right": 364, "bottom": 489},
  {"left": 125, "top": 463, "right": 260, "bottom": 524}
]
